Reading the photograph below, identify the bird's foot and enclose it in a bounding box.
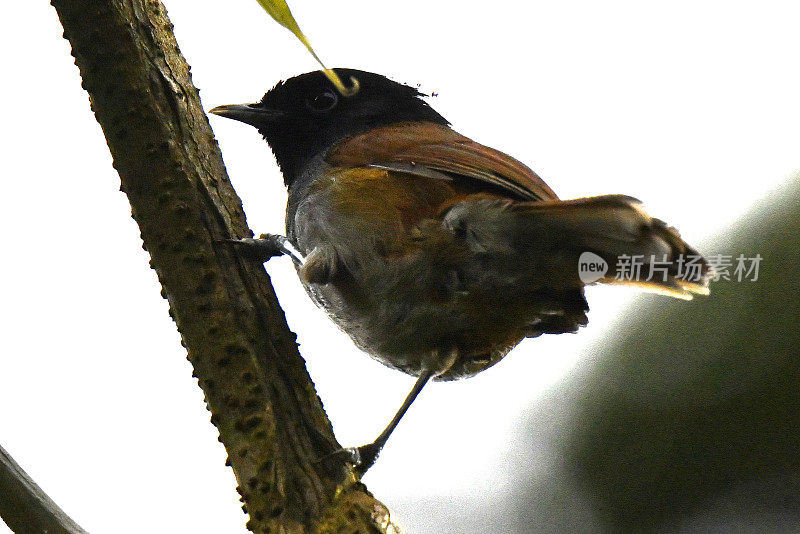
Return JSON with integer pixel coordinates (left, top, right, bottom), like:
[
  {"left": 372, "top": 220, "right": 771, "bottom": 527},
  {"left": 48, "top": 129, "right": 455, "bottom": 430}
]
[
  {"left": 319, "top": 442, "right": 383, "bottom": 476},
  {"left": 220, "top": 234, "right": 304, "bottom": 265}
]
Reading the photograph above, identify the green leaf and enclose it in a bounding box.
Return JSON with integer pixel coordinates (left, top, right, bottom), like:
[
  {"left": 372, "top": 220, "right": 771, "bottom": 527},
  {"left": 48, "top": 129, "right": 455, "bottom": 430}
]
[{"left": 254, "top": 0, "right": 359, "bottom": 96}]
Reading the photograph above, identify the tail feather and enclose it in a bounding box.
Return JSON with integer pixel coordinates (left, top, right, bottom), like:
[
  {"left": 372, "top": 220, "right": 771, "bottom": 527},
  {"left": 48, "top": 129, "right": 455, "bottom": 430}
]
[
  {"left": 514, "top": 195, "right": 712, "bottom": 299},
  {"left": 444, "top": 194, "right": 711, "bottom": 300}
]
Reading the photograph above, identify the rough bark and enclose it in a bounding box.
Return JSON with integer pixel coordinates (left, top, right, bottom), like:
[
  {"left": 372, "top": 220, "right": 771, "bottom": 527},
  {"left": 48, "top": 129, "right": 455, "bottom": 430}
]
[{"left": 33, "top": 1, "right": 400, "bottom": 532}]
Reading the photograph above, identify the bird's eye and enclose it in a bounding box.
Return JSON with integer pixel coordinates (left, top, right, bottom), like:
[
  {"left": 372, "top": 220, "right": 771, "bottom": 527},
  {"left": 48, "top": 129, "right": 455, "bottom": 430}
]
[{"left": 306, "top": 90, "right": 338, "bottom": 112}]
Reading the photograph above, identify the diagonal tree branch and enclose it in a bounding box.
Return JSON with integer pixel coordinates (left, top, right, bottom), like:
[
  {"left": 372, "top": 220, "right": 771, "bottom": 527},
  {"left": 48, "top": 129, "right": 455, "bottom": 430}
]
[
  {"left": 0, "top": 445, "right": 88, "bottom": 534},
  {"left": 15, "top": 1, "right": 404, "bottom": 532}
]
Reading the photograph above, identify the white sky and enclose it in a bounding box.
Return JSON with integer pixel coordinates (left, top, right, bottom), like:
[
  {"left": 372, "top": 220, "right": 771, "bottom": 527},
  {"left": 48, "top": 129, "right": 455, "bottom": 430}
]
[{"left": 1, "top": 1, "right": 799, "bottom": 532}]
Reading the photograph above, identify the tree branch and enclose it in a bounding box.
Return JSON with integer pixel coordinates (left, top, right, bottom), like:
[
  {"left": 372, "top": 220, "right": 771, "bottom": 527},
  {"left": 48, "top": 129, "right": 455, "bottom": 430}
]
[
  {"left": 0, "top": 445, "right": 88, "bottom": 534},
  {"left": 39, "top": 1, "right": 398, "bottom": 532}
]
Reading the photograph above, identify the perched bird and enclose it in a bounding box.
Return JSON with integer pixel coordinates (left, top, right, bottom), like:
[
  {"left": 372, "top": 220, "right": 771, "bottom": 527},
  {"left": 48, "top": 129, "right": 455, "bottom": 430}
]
[{"left": 210, "top": 68, "right": 710, "bottom": 473}]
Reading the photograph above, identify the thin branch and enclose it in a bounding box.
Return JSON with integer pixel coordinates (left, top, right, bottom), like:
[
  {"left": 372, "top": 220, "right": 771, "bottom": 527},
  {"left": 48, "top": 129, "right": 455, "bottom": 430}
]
[
  {"left": 36, "top": 1, "right": 400, "bottom": 532},
  {"left": 0, "top": 444, "right": 88, "bottom": 534}
]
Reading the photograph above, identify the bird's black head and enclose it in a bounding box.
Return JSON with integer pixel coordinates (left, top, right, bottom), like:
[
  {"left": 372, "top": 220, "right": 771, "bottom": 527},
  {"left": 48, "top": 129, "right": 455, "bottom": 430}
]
[{"left": 210, "top": 68, "right": 449, "bottom": 185}]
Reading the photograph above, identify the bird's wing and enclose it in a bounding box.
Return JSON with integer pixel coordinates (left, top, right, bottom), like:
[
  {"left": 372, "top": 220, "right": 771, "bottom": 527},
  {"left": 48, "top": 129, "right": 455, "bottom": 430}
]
[{"left": 325, "top": 122, "right": 559, "bottom": 202}]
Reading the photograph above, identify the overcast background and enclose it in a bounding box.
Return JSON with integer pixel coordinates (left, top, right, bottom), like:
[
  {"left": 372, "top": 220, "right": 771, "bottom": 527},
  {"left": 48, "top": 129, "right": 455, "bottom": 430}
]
[{"left": 2, "top": 1, "right": 799, "bottom": 533}]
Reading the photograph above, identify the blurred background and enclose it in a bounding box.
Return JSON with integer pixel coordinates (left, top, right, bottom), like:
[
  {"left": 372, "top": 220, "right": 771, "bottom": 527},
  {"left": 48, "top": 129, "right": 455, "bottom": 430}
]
[{"left": 1, "top": 1, "right": 798, "bottom": 532}]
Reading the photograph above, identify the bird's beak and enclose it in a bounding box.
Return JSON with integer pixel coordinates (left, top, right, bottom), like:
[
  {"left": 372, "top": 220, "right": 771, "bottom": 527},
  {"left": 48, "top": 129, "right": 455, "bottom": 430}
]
[{"left": 208, "top": 104, "right": 283, "bottom": 128}]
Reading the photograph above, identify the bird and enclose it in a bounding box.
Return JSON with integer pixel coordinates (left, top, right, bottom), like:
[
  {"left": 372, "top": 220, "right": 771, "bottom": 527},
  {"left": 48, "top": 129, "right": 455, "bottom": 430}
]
[{"left": 210, "top": 68, "right": 711, "bottom": 473}]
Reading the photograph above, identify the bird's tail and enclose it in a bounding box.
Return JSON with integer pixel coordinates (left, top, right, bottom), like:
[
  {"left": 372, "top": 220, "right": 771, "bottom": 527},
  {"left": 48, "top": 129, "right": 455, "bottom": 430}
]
[
  {"left": 521, "top": 195, "right": 711, "bottom": 299},
  {"left": 445, "top": 194, "right": 712, "bottom": 299}
]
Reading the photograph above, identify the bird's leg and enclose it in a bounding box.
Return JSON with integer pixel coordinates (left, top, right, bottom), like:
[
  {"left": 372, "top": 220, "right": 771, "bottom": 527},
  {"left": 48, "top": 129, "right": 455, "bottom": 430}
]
[
  {"left": 325, "top": 349, "right": 458, "bottom": 474},
  {"left": 222, "top": 234, "right": 305, "bottom": 266},
  {"left": 344, "top": 368, "right": 435, "bottom": 475}
]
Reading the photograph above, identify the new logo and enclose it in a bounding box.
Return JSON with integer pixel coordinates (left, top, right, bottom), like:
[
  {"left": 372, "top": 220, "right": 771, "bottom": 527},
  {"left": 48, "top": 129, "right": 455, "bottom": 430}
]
[{"left": 578, "top": 252, "right": 608, "bottom": 283}]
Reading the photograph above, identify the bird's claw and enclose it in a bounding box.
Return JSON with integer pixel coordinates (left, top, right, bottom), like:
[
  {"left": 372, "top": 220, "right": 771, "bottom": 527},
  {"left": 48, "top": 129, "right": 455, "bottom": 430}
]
[
  {"left": 219, "top": 234, "right": 305, "bottom": 265},
  {"left": 316, "top": 443, "right": 383, "bottom": 476},
  {"left": 350, "top": 443, "right": 382, "bottom": 475}
]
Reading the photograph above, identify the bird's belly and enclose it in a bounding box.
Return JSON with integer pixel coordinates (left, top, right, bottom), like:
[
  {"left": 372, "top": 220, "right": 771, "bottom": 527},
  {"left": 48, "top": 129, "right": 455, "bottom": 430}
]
[{"left": 299, "top": 267, "right": 527, "bottom": 381}]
